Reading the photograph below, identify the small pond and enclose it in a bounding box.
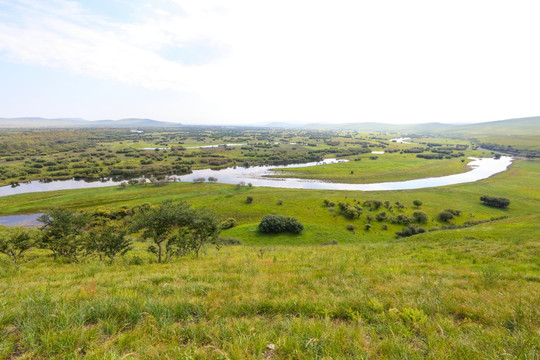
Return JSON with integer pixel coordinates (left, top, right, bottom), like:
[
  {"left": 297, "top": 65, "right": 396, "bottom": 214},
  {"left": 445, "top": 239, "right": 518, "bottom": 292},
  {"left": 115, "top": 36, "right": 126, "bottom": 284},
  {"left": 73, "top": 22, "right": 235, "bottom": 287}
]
[{"left": 0, "top": 213, "right": 43, "bottom": 227}]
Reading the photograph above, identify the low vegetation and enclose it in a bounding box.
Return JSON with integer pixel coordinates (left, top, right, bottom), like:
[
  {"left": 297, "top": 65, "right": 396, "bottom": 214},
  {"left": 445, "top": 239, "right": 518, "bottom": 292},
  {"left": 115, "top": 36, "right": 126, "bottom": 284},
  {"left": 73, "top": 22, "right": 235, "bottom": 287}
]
[{"left": 0, "top": 127, "right": 538, "bottom": 359}]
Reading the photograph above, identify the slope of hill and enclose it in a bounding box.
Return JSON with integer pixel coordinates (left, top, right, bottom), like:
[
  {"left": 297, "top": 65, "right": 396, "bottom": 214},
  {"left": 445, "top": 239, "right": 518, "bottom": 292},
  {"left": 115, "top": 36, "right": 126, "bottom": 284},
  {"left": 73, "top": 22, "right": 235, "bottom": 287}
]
[
  {"left": 302, "top": 116, "right": 540, "bottom": 136},
  {"left": 0, "top": 117, "right": 182, "bottom": 128},
  {"left": 445, "top": 116, "right": 540, "bottom": 136}
]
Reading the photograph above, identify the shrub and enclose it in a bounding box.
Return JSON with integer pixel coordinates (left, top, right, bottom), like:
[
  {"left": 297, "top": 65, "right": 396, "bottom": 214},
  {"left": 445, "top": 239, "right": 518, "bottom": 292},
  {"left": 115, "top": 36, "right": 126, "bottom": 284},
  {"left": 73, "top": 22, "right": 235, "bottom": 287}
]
[
  {"left": 445, "top": 209, "right": 462, "bottom": 216},
  {"left": 396, "top": 225, "right": 426, "bottom": 238},
  {"left": 221, "top": 218, "right": 237, "bottom": 229},
  {"left": 215, "top": 236, "right": 242, "bottom": 245},
  {"left": 323, "top": 199, "right": 335, "bottom": 207},
  {"left": 38, "top": 209, "right": 92, "bottom": 261},
  {"left": 438, "top": 211, "right": 454, "bottom": 222},
  {"left": 338, "top": 202, "right": 362, "bottom": 219},
  {"left": 246, "top": 196, "right": 253, "bottom": 204},
  {"left": 85, "top": 226, "right": 132, "bottom": 263},
  {"left": 392, "top": 214, "right": 413, "bottom": 225},
  {"left": 0, "top": 228, "right": 35, "bottom": 266},
  {"left": 346, "top": 224, "right": 356, "bottom": 232},
  {"left": 375, "top": 211, "right": 387, "bottom": 222},
  {"left": 363, "top": 200, "right": 382, "bottom": 210},
  {"left": 258, "top": 215, "right": 304, "bottom": 234},
  {"left": 412, "top": 211, "right": 428, "bottom": 223},
  {"left": 480, "top": 195, "right": 510, "bottom": 209}
]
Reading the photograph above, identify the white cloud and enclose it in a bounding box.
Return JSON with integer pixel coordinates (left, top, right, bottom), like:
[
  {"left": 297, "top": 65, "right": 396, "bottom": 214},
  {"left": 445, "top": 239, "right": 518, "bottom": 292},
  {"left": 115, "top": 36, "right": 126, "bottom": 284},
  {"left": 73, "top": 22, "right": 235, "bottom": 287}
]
[{"left": 1, "top": 0, "right": 540, "bottom": 123}]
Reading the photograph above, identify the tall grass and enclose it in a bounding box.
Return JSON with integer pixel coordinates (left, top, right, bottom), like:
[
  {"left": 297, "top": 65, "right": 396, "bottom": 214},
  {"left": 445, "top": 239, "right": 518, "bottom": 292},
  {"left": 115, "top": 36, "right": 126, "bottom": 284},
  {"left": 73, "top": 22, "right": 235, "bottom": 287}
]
[{"left": 0, "top": 215, "right": 538, "bottom": 359}]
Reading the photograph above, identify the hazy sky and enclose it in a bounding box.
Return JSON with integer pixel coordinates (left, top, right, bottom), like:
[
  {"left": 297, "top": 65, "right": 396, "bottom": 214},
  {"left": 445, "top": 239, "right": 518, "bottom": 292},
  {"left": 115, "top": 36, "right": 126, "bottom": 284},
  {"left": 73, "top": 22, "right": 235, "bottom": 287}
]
[{"left": 1, "top": 0, "right": 540, "bottom": 125}]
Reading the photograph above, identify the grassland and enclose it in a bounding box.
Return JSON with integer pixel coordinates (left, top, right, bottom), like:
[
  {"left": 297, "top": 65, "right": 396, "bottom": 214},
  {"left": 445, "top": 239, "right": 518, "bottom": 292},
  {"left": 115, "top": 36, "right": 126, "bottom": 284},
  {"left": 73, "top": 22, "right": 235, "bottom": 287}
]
[
  {"left": 269, "top": 153, "right": 473, "bottom": 184},
  {"left": 0, "top": 214, "right": 538, "bottom": 359},
  {"left": 0, "top": 127, "right": 538, "bottom": 359},
  {"left": 1, "top": 160, "right": 538, "bottom": 244}
]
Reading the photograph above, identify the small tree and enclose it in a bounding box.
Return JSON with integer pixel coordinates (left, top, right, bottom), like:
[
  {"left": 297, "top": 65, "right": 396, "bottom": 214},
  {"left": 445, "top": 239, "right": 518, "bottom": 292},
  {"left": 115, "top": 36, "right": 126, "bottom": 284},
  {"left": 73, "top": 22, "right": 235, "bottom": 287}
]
[
  {"left": 86, "top": 225, "right": 132, "bottom": 263},
  {"left": 413, "top": 200, "right": 422, "bottom": 208},
  {"left": 0, "top": 228, "right": 35, "bottom": 266},
  {"left": 130, "top": 200, "right": 193, "bottom": 263},
  {"left": 438, "top": 211, "right": 454, "bottom": 222},
  {"left": 38, "top": 209, "right": 91, "bottom": 261},
  {"left": 187, "top": 208, "right": 221, "bottom": 257}
]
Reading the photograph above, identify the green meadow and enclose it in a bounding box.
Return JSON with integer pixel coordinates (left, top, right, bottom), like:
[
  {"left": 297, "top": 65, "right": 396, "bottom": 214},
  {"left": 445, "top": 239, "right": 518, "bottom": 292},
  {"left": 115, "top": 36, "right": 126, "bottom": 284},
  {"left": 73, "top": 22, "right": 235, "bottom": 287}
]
[
  {"left": 269, "top": 153, "right": 473, "bottom": 184},
  {"left": 0, "top": 127, "right": 539, "bottom": 359},
  {"left": 0, "top": 215, "right": 538, "bottom": 359}
]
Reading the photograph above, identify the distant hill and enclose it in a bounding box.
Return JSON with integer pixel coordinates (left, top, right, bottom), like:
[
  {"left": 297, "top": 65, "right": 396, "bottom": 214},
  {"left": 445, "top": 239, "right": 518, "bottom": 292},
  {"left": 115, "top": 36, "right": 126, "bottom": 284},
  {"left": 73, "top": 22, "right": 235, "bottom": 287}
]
[
  {"left": 301, "top": 116, "right": 540, "bottom": 136},
  {"left": 0, "top": 117, "right": 182, "bottom": 128},
  {"left": 302, "top": 122, "right": 458, "bottom": 133},
  {"left": 443, "top": 116, "right": 540, "bottom": 136}
]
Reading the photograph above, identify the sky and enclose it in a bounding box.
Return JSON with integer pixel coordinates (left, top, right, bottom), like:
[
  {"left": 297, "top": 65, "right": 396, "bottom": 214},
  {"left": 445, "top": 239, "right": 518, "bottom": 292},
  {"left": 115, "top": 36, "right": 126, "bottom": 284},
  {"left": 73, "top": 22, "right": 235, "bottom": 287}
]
[{"left": 1, "top": 0, "right": 540, "bottom": 125}]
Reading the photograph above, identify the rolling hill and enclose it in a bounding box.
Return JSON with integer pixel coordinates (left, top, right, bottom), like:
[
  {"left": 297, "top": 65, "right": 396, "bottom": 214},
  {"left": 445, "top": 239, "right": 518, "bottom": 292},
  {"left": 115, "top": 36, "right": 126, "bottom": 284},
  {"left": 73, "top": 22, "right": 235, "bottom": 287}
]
[{"left": 0, "top": 117, "right": 182, "bottom": 128}]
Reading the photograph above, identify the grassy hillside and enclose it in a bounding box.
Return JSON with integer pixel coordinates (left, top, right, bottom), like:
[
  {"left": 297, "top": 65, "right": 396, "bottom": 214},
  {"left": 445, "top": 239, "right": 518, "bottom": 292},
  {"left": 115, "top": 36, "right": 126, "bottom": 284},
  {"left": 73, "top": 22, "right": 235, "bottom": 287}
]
[
  {"left": 0, "top": 157, "right": 538, "bottom": 359},
  {"left": 304, "top": 116, "right": 540, "bottom": 136},
  {"left": 0, "top": 215, "right": 538, "bottom": 359}
]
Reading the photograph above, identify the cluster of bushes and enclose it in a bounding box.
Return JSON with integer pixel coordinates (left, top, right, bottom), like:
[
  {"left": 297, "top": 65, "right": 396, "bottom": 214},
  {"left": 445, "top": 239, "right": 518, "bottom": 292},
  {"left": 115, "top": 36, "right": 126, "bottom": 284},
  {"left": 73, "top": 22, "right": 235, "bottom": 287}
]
[
  {"left": 480, "top": 195, "right": 510, "bottom": 209},
  {"left": 258, "top": 215, "right": 304, "bottom": 234},
  {"left": 337, "top": 202, "right": 363, "bottom": 219},
  {"left": 0, "top": 201, "right": 223, "bottom": 266},
  {"left": 438, "top": 209, "right": 461, "bottom": 222},
  {"left": 395, "top": 225, "right": 426, "bottom": 238},
  {"left": 428, "top": 216, "right": 509, "bottom": 232}
]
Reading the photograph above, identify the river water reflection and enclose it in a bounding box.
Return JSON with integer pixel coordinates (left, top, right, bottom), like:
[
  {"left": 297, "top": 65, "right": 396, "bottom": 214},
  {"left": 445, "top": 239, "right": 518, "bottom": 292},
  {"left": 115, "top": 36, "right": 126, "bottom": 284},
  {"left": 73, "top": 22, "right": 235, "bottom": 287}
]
[
  {"left": 0, "top": 156, "right": 512, "bottom": 197},
  {"left": 0, "top": 156, "right": 513, "bottom": 226}
]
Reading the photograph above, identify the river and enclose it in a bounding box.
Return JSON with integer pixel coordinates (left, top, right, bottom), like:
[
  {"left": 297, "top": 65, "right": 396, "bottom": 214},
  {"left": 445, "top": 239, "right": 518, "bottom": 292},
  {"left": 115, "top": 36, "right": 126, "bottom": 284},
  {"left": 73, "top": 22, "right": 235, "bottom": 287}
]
[{"left": 0, "top": 156, "right": 512, "bottom": 197}]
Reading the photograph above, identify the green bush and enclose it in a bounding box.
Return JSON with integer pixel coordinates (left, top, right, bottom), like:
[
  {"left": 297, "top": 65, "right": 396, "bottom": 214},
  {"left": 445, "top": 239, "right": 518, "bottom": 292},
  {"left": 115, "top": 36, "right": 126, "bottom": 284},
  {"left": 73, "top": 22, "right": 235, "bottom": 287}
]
[
  {"left": 258, "top": 215, "right": 304, "bottom": 234},
  {"left": 438, "top": 211, "right": 454, "bottom": 222},
  {"left": 396, "top": 225, "right": 426, "bottom": 238},
  {"left": 412, "top": 211, "right": 428, "bottom": 223},
  {"left": 480, "top": 195, "right": 510, "bottom": 209},
  {"left": 221, "top": 218, "right": 237, "bottom": 229}
]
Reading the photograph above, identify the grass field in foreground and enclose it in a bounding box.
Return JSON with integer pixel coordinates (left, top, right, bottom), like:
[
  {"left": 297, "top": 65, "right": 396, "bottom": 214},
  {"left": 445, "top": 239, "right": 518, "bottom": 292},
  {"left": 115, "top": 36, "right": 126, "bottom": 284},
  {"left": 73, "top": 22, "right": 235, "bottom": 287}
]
[{"left": 0, "top": 215, "right": 538, "bottom": 359}]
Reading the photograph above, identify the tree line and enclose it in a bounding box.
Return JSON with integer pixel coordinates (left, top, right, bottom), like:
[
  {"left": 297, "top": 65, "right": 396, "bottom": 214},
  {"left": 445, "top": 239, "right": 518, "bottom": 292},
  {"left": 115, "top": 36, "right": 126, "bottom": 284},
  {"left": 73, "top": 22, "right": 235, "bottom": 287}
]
[{"left": 0, "top": 200, "right": 221, "bottom": 266}]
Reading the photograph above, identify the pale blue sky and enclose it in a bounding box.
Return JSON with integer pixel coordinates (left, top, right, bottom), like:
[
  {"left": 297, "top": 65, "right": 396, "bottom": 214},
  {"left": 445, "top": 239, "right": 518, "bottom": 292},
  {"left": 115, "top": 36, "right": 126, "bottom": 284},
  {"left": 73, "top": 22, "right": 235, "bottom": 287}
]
[{"left": 1, "top": 0, "right": 540, "bottom": 125}]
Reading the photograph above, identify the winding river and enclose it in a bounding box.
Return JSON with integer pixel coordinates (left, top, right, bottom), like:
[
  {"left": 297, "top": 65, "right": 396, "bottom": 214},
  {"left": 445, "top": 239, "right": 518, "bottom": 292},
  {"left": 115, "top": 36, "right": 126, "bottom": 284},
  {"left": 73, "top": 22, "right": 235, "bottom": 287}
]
[
  {"left": 0, "top": 156, "right": 513, "bottom": 226},
  {"left": 0, "top": 156, "right": 512, "bottom": 197}
]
